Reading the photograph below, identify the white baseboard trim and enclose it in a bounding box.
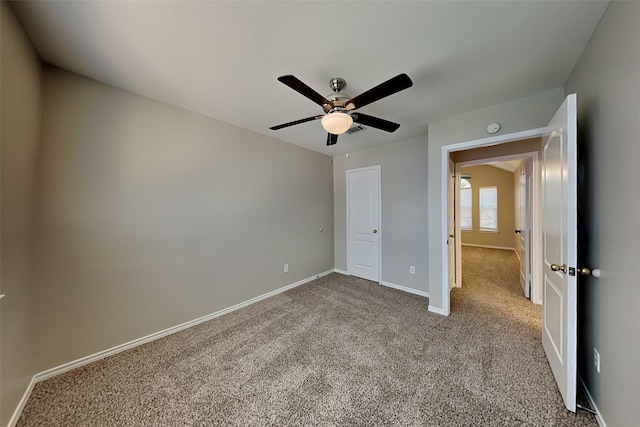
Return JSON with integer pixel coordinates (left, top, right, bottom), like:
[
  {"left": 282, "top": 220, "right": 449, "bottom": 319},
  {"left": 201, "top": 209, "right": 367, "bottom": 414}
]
[
  {"left": 461, "top": 243, "right": 515, "bottom": 251},
  {"left": 380, "top": 281, "right": 428, "bottom": 298},
  {"left": 8, "top": 269, "right": 334, "bottom": 427},
  {"left": 428, "top": 305, "right": 448, "bottom": 316},
  {"left": 579, "top": 376, "right": 607, "bottom": 427},
  {"left": 332, "top": 271, "right": 428, "bottom": 299},
  {"left": 7, "top": 376, "right": 37, "bottom": 427}
]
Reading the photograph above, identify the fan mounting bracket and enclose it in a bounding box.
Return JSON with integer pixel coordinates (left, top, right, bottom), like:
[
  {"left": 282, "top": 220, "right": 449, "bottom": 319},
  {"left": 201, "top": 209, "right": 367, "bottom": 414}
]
[{"left": 329, "top": 77, "right": 347, "bottom": 93}]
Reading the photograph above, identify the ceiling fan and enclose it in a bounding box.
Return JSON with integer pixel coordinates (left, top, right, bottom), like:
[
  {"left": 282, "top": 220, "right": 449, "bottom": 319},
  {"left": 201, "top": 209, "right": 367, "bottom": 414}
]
[{"left": 270, "top": 73, "right": 413, "bottom": 146}]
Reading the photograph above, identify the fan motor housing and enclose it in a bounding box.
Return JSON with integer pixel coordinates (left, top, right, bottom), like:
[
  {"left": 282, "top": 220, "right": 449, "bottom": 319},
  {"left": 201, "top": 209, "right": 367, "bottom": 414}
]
[
  {"left": 324, "top": 78, "right": 351, "bottom": 113},
  {"left": 323, "top": 95, "right": 350, "bottom": 113}
]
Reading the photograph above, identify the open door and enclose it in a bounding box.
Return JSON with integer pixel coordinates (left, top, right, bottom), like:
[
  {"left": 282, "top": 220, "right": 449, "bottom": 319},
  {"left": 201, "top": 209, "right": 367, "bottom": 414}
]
[
  {"left": 448, "top": 158, "right": 457, "bottom": 289},
  {"left": 541, "top": 94, "right": 577, "bottom": 411},
  {"left": 516, "top": 159, "right": 532, "bottom": 298}
]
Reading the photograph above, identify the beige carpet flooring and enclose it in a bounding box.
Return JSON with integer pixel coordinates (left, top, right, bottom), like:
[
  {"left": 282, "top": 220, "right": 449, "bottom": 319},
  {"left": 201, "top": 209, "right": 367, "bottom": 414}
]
[{"left": 17, "top": 247, "right": 597, "bottom": 426}]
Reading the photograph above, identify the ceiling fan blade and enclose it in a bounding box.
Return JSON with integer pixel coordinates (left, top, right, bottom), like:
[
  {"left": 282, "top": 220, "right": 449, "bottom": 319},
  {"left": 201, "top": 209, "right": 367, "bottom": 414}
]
[
  {"left": 326, "top": 133, "right": 338, "bottom": 146},
  {"left": 353, "top": 113, "right": 401, "bottom": 132},
  {"left": 346, "top": 73, "right": 413, "bottom": 110},
  {"left": 278, "top": 75, "right": 331, "bottom": 107},
  {"left": 270, "top": 115, "right": 323, "bottom": 130}
]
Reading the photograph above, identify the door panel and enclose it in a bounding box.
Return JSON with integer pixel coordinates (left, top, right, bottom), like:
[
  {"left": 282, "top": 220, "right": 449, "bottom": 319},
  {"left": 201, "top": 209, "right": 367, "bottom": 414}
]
[
  {"left": 348, "top": 167, "right": 380, "bottom": 282},
  {"left": 353, "top": 241, "right": 375, "bottom": 268},
  {"left": 544, "top": 276, "right": 564, "bottom": 359},
  {"left": 542, "top": 94, "right": 577, "bottom": 412},
  {"left": 518, "top": 236, "right": 527, "bottom": 289}
]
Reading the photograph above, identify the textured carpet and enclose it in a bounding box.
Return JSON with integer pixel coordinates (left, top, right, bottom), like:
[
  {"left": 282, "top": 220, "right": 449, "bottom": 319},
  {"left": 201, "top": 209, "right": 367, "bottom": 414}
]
[{"left": 18, "top": 247, "right": 597, "bottom": 426}]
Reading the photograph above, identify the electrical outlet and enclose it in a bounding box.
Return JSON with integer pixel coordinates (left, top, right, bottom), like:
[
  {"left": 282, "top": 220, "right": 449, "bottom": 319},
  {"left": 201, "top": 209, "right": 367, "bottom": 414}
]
[
  {"left": 594, "top": 348, "right": 600, "bottom": 373},
  {"left": 284, "top": 264, "right": 289, "bottom": 273},
  {"left": 410, "top": 266, "right": 415, "bottom": 275}
]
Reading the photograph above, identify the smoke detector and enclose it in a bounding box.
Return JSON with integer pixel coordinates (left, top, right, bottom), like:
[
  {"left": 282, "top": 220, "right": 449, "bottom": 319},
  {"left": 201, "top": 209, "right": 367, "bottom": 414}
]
[{"left": 486, "top": 122, "right": 501, "bottom": 134}]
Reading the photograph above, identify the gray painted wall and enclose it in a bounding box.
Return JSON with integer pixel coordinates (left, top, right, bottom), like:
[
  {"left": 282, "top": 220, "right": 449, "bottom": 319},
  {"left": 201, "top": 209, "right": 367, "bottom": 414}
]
[
  {"left": 5, "top": 3, "right": 637, "bottom": 425},
  {"left": 0, "top": 3, "right": 42, "bottom": 424},
  {"left": 427, "top": 88, "right": 564, "bottom": 313},
  {"left": 333, "top": 137, "right": 429, "bottom": 293},
  {"left": 29, "top": 67, "right": 334, "bottom": 372},
  {"left": 565, "top": 2, "right": 640, "bottom": 425}
]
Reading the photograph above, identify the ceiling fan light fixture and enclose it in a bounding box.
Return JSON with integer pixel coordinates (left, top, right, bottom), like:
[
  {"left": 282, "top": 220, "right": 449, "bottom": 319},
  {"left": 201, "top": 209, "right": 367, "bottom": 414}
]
[{"left": 321, "top": 112, "right": 353, "bottom": 135}]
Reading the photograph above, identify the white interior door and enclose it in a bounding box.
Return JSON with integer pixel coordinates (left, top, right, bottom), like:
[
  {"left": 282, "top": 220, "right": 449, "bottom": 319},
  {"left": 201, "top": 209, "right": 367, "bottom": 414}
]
[
  {"left": 526, "top": 169, "right": 533, "bottom": 298},
  {"left": 347, "top": 166, "right": 380, "bottom": 282},
  {"left": 516, "top": 160, "right": 532, "bottom": 298},
  {"left": 542, "top": 94, "right": 577, "bottom": 412},
  {"left": 449, "top": 159, "right": 459, "bottom": 289}
]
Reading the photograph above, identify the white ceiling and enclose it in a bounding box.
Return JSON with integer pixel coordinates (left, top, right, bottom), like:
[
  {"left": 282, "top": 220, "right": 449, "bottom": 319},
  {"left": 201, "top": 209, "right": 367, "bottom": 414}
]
[
  {"left": 11, "top": 1, "right": 608, "bottom": 156},
  {"left": 488, "top": 160, "right": 522, "bottom": 173}
]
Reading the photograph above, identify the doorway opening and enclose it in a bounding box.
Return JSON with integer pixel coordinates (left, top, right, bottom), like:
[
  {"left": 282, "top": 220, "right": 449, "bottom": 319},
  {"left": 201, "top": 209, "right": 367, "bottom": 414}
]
[
  {"left": 440, "top": 96, "right": 578, "bottom": 412},
  {"left": 441, "top": 128, "right": 546, "bottom": 316},
  {"left": 453, "top": 152, "right": 541, "bottom": 305}
]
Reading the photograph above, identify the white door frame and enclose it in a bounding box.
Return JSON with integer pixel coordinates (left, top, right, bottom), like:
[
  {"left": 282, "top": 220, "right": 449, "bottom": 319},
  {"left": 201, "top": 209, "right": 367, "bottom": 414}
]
[
  {"left": 346, "top": 165, "right": 382, "bottom": 283},
  {"left": 453, "top": 151, "right": 541, "bottom": 304},
  {"left": 441, "top": 128, "right": 546, "bottom": 315}
]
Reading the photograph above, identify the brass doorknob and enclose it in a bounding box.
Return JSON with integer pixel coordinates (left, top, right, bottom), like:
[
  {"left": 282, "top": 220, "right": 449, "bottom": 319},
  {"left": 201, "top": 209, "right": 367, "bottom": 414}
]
[
  {"left": 551, "top": 263, "right": 567, "bottom": 273},
  {"left": 577, "top": 267, "right": 592, "bottom": 276},
  {"left": 372, "top": 229, "right": 378, "bottom": 234}
]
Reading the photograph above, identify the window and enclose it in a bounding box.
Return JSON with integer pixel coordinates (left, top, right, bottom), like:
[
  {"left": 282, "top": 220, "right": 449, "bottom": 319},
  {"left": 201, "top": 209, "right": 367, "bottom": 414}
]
[
  {"left": 460, "top": 178, "right": 472, "bottom": 230},
  {"left": 479, "top": 186, "right": 498, "bottom": 231}
]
